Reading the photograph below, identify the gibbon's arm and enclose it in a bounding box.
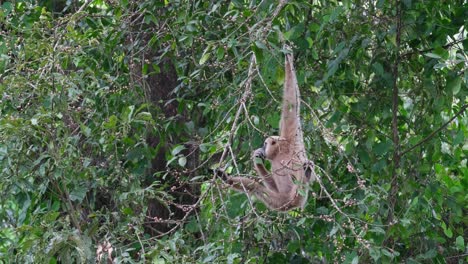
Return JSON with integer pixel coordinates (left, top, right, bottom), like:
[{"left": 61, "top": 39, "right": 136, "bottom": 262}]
[
  {"left": 252, "top": 148, "right": 278, "bottom": 192},
  {"left": 280, "top": 54, "right": 301, "bottom": 143}
]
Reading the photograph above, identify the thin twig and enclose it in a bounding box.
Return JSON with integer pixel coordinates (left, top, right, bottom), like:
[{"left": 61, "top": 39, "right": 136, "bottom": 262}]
[
  {"left": 242, "top": 103, "right": 268, "bottom": 137},
  {"left": 314, "top": 173, "right": 369, "bottom": 248},
  {"left": 136, "top": 230, "right": 146, "bottom": 260},
  {"left": 218, "top": 54, "right": 257, "bottom": 164},
  {"left": 76, "top": 0, "right": 92, "bottom": 14},
  {"left": 255, "top": 63, "right": 280, "bottom": 104}
]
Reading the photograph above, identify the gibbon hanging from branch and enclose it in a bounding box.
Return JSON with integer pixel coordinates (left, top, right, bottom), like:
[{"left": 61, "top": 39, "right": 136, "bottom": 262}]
[{"left": 220, "top": 52, "right": 315, "bottom": 211}]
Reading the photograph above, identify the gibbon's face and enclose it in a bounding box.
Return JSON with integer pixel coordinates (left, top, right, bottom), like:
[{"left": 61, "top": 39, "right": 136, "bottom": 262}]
[{"left": 264, "top": 136, "right": 284, "bottom": 159}]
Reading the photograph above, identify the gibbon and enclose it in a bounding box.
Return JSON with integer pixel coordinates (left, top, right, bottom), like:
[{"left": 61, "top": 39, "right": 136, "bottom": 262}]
[{"left": 222, "top": 53, "right": 315, "bottom": 211}]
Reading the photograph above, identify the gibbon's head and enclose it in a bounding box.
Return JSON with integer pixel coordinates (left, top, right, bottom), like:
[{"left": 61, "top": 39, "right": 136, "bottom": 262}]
[{"left": 263, "top": 136, "right": 286, "bottom": 159}]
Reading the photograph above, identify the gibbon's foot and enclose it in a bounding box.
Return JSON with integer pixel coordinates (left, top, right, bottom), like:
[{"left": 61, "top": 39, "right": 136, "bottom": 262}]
[
  {"left": 214, "top": 168, "right": 229, "bottom": 181},
  {"left": 303, "top": 160, "right": 315, "bottom": 181}
]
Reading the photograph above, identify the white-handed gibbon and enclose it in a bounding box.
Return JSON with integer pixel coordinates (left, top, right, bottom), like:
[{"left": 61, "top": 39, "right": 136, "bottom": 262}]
[{"left": 221, "top": 53, "right": 315, "bottom": 211}]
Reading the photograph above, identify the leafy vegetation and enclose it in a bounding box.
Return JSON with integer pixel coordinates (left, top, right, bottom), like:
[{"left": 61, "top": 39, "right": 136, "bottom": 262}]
[{"left": 0, "top": 0, "right": 466, "bottom": 263}]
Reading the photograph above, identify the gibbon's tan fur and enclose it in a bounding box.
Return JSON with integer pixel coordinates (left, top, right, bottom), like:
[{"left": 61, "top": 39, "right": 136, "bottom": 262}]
[{"left": 226, "top": 53, "right": 315, "bottom": 211}]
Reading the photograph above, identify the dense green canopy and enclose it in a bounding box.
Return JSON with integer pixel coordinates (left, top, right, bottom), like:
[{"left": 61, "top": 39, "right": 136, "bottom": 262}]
[{"left": 0, "top": 0, "right": 466, "bottom": 263}]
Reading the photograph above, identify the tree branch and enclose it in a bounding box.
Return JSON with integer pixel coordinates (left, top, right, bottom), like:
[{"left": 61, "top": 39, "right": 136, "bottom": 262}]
[
  {"left": 387, "top": 1, "right": 403, "bottom": 228},
  {"left": 400, "top": 104, "right": 468, "bottom": 157},
  {"left": 401, "top": 38, "right": 466, "bottom": 59}
]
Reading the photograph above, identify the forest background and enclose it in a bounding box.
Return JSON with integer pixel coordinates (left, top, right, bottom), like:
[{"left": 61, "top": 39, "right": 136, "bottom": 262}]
[{"left": 0, "top": 0, "right": 467, "bottom": 263}]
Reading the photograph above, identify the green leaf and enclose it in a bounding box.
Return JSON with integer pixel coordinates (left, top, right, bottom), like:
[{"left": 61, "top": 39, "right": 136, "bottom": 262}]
[
  {"left": 433, "top": 46, "right": 449, "bottom": 59},
  {"left": 424, "top": 53, "right": 441, "bottom": 59},
  {"left": 402, "top": 0, "right": 412, "bottom": 8},
  {"left": 453, "top": 129, "right": 464, "bottom": 145},
  {"left": 284, "top": 23, "right": 305, "bottom": 40},
  {"left": 455, "top": 236, "right": 464, "bottom": 251},
  {"left": 199, "top": 143, "right": 210, "bottom": 153},
  {"left": 267, "top": 113, "right": 280, "bottom": 129},
  {"left": 199, "top": 53, "right": 211, "bottom": 65},
  {"left": 178, "top": 156, "right": 187, "bottom": 167},
  {"left": 70, "top": 186, "right": 87, "bottom": 202},
  {"left": 418, "top": 249, "right": 437, "bottom": 259},
  {"left": 441, "top": 221, "right": 453, "bottom": 238},
  {"left": 252, "top": 115, "right": 259, "bottom": 125},
  {"left": 135, "top": 112, "right": 152, "bottom": 121},
  {"left": 447, "top": 76, "right": 462, "bottom": 95},
  {"left": 44, "top": 212, "right": 60, "bottom": 222},
  {"left": 152, "top": 64, "right": 161, "bottom": 74},
  {"left": 254, "top": 41, "right": 267, "bottom": 50},
  {"left": 372, "top": 62, "right": 384, "bottom": 75},
  {"left": 369, "top": 247, "right": 381, "bottom": 261},
  {"left": 172, "top": 145, "right": 185, "bottom": 155},
  {"left": 2, "top": 2, "right": 13, "bottom": 15},
  {"left": 104, "top": 115, "right": 118, "bottom": 129},
  {"left": 370, "top": 227, "right": 386, "bottom": 234},
  {"left": 227, "top": 253, "right": 240, "bottom": 264},
  {"left": 307, "top": 37, "right": 314, "bottom": 48},
  {"left": 381, "top": 249, "right": 394, "bottom": 258},
  {"left": 122, "top": 207, "right": 134, "bottom": 215},
  {"left": 199, "top": 45, "right": 212, "bottom": 65},
  {"left": 123, "top": 105, "right": 135, "bottom": 121},
  {"left": 276, "top": 66, "right": 285, "bottom": 85},
  {"left": 167, "top": 156, "right": 178, "bottom": 166},
  {"left": 81, "top": 125, "right": 92, "bottom": 137},
  {"left": 373, "top": 141, "right": 392, "bottom": 156},
  {"left": 252, "top": 43, "right": 263, "bottom": 62},
  {"left": 216, "top": 47, "right": 224, "bottom": 60},
  {"left": 142, "top": 63, "right": 149, "bottom": 75},
  {"left": 185, "top": 121, "right": 195, "bottom": 131},
  {"left": 443, "top": 227, "right": 453, "bottom": 238}
]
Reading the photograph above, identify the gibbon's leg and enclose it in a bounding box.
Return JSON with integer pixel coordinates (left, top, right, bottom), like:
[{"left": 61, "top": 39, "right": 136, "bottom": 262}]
[
  {"left": 215, "top": 163, "right": 277, "bottom": 192},
  {"left": 227, "top": 177, "right": 289, "bottom": 210},
  {"left": 252, "top": 148, "right": 278, "bottom": 192},
  {"left": 226, "top": 176, "right": 263, "bottom": 192}
]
